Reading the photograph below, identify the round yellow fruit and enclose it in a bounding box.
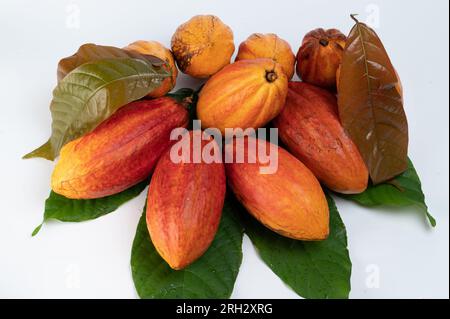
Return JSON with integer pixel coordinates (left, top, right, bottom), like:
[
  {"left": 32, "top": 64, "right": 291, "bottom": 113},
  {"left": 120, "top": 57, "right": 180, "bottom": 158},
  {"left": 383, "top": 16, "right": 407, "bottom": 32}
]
[{"left": 171, "top": 15, "right": 235, "bottom": 78}]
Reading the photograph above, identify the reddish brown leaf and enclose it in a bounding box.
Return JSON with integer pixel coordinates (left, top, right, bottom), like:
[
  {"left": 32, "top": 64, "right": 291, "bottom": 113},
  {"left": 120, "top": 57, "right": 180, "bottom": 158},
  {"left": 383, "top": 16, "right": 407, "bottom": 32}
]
[
  {"left": 57, "top": 43, "right": 164, "bottom": 81},
  {"left": 337, "top": 15, "right": 408, "bottom": 184}
]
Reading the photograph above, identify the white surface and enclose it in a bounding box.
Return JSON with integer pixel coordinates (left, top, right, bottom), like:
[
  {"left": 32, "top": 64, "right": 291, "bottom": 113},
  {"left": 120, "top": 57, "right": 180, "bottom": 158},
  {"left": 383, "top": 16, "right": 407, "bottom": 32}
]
[{"left": 0, "top": 0, "right": 448, "bottom": 299}]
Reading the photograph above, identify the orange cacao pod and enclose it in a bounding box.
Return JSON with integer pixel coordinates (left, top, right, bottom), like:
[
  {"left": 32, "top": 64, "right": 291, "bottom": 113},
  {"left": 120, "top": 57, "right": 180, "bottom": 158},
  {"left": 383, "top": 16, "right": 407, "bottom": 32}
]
[
  {"left": 296, "top": 28, "right": 346, "bottom": 88},
  {"left": 225, "top": 136, "right": 329, "bottom": 240},
  {"left": 197, "top": 58, "right": 288, "bottom": 134},
  {"left": 146, "top": 131, "right": 226, "bottom": 269},
  {"left": 236, "top": 33, "right": 295, "bottom": 79},
  {"left": 273, "top": 82, "right": 368, "bottom": 194},
  {"left": 51, "top": 97, "right": 189, "bottom": 199}
]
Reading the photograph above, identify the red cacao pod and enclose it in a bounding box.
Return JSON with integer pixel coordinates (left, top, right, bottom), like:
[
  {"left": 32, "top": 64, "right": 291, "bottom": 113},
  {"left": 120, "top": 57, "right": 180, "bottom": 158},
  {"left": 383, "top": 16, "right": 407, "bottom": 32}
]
[
  {"left": 51, "top": 97, "right": 189, "bottom": 199},
  {"left": 146, "top": 131, "right": 226, "bottom": 269},
  {"left": 273, "top": 82, "right": 368, "bottom": 194}
]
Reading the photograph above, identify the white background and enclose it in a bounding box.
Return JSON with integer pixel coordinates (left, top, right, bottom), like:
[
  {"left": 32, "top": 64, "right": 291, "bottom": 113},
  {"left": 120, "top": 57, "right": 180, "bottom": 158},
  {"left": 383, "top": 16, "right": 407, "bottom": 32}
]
[{"left": 0, "top": 0, "right": 448, "bottom": 299}]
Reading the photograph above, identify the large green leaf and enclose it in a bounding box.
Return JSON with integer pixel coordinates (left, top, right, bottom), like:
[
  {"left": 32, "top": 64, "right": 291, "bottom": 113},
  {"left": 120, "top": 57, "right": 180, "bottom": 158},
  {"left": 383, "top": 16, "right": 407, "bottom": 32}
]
[
  {"left": 57, "top": 43, "right": 164, "bottom": 81},
  {"left": 32, "top": 180, "right": 148, "bottom": 236},
  {"left": 131, "top": 199, "right": 244, "bottom": 299},
  {"left": 24, "top": 58, "right": 170, "bottom": 161},
  {"left": 244, "top": 193, "right": 352, "bottom": 299},
  {"left": 343, "top": 158, "right": 436, "bottom": 227}
]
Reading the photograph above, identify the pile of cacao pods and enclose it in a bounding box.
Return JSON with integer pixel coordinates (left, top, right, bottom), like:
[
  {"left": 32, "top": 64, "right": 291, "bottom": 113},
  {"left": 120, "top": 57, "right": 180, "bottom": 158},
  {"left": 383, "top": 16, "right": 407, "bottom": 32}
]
[{"left": 38, "top": 14, "right": 398, "bottom": 271}]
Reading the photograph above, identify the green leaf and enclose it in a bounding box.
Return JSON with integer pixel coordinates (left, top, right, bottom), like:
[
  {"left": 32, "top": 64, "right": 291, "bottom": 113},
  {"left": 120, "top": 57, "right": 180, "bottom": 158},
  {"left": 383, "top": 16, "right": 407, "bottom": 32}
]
[
  {"left": 243, "top": 193, "right": 352, "bottom": 299},
  {"left": 32, "top": 180, "right": 148, "bottom": 236},
  {"left": 342, "top": 158, "right": 436, "bottom": 227},
  {"left": 57, "top": 43, "right": 165, "bottom": 81},
  {"left": 131, "top": 199, "right": 244, "bottom": 299},
  {"left": 24, "top": 58, "right": 170, "bottom": 161}
]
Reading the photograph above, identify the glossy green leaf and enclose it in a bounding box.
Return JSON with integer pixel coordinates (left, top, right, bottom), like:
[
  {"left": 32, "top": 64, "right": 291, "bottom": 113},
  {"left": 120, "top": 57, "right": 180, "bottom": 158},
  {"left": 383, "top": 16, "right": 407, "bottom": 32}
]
[
  {"left": 244, "top": 193, "right": 352, "bottom": 299},
  {"left": 343, "top": 158, "right": 436, "bottom": 227},
  {"left": 57, "top": 43, "right": 164, "bottom": 81},
  {"left": 131, "top": 199, "right": 244, "bottom": 299},
  {"left": 32, "top": 180, "right": 148, "bottom": 236},
  {"left": 24, "top": 58, "right": 170, "bottom": 161}
]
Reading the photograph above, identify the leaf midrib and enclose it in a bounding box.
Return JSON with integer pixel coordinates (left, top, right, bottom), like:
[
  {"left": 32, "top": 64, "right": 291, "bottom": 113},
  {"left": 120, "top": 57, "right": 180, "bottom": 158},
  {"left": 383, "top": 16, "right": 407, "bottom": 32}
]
[{"left": 354, "top": 22, "right": 382, "bottom": 167}]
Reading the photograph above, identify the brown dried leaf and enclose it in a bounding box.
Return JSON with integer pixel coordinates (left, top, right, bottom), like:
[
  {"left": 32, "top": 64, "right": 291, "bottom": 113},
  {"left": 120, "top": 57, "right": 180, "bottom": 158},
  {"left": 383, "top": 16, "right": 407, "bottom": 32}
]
[
  {"left": 57, "top": 43, "right": 164, "bottom": 81},
  {"left": 337, "top": 15, "right": 408, "bottom": 184}
]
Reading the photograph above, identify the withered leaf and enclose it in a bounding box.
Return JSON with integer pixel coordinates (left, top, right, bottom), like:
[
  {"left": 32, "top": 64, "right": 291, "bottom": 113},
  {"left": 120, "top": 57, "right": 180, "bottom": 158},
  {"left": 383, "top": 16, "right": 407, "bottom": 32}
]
[
  {"left": 337, "top": 15, "right": 408, "bottom": 184},
  {"left": 57, "top": 43, "right": 164, "bottom": 81}
]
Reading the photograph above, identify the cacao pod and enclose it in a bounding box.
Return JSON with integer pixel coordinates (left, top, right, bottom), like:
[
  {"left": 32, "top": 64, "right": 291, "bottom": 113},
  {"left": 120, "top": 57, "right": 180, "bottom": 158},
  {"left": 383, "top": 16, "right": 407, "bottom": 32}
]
[
  {"left": 225, "top": 136, "right": 329, "bottom": 240},
  {"left": 273, "top": 82, "right": 368, "bottom": 194},
  {"left": 296, "top": 28, "right": 346, "bottom": 88},
  {"left": 171, "top": 15, "right": 235, "bottom": 78},
  {"left": 51, "top": 97, "right": 189, "bottom": 199},
  {"left": 147, "top": 130, "right": 226, "bottom": 270},
  {"left": 236, "top": 33, "right": 295, "bottom": 79},
  {"left": 124, "top": 40, "right": 178, "bottom": 98},
  {"left": 197, "top": 58, "right": 288, "bottom": 134}
]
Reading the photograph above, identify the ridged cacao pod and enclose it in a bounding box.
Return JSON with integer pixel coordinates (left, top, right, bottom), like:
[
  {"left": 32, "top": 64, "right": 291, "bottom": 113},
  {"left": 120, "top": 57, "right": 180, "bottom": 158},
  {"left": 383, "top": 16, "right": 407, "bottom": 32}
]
[
  {"left": 197, "top": 58, "right": 288, "bottom": 134},
  {"left": 296, "top": 28, "right": 346, "bottom": 88},
  {"left": 236, "top": 33, "right": 295, "bottom": 79},
  {"left": 273, "top": 82, "right": 368, "bottom": 194},
  {"left": 51, "top": 97, "right": 189, "bottom": 199},
  {"left": 147, "top": 131, "right": 226, "bottom": 269},
  {"left": 171, "top": 15, "right": 235, "bottom": 78},
  {"left": 225, "top": 136, "right": 329, "bottom": 240}
]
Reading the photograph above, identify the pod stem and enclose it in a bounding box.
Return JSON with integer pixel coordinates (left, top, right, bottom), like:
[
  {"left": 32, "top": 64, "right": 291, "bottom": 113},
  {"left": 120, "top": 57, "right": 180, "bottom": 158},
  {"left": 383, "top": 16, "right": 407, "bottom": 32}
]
[
  {"left": 181, "top": 96, "right": 194, "bottom": 109},
  {"left": 319, "top": 38, "right": 329, "bottom": 46},
  {"left": 266, "top": 71, "right": 278, "bottom": 83},
  {"left": 350, "top": 13, "right": 360, "bottom": 24}
]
